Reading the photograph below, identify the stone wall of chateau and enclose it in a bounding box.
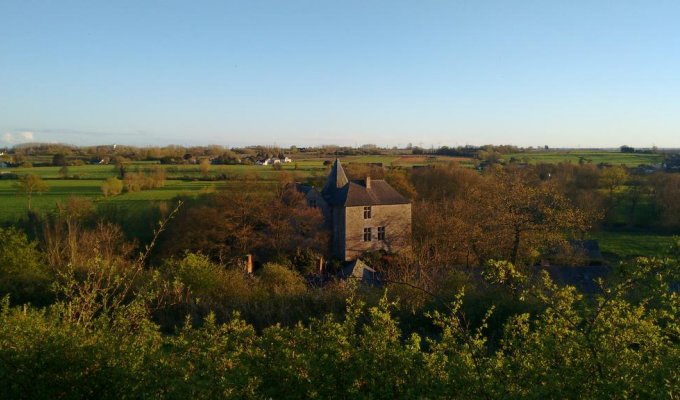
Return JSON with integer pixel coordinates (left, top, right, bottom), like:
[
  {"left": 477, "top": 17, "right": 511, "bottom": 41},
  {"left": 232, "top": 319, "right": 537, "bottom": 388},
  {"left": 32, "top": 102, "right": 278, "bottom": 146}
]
[
  {"left": 343, "top": 204, "right": 412, "bottom": 261},
  {"left": 332, "top": 206, "right": 347, "bottom": 260}
]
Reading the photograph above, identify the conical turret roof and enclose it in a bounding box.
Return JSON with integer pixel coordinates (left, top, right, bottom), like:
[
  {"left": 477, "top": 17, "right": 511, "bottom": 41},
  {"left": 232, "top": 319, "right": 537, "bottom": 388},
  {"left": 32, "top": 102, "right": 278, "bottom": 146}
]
[{"left": 322, "top": 158, "right": 349, "bottom": 199}]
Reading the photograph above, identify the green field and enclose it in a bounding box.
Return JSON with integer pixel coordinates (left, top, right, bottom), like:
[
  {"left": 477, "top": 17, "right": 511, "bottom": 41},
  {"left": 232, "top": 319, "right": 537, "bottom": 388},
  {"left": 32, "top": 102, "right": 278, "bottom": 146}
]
[
  {"left": 506, "top": 150, "right": 663, "bottom": 167},
  {"left": 0, "top": 179, "right": 240, "bottom": 221},
  {"left": 590, "top": 231, "right": 677, "bottom": 259},
  {"left": 0, "top": 155, "right": 472, "bottom": 222}
]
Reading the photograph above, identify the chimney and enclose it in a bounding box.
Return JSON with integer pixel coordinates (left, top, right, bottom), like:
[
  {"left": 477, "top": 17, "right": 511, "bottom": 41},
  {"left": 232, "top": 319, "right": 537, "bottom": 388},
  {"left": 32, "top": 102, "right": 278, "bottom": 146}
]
[
  {"left": 366, "top": 176, "right": 371, "bottom": 189},
  {"left": 245, "top": 254, "right": 253, "bottom": 274}
]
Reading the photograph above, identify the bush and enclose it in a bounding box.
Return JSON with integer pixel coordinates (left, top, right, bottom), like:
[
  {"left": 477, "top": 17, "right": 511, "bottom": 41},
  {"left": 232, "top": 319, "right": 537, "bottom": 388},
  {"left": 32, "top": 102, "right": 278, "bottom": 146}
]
[
  {"left": 257, "top": 263, "right": 306, "bottom": 296},
  {"left": 101, "top": 177, "right": 123, "bottom": 197},
  {"left": 0, "top": 227, "right": 50, "bottom": 304},
  {"left": 167, "top": 253, "right": 249, "bottom": 304}
]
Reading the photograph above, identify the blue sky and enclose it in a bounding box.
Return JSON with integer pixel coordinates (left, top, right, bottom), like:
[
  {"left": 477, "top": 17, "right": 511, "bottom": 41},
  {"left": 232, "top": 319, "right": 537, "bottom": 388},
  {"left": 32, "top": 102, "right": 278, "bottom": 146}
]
[{"left": 1, "top": 1, "right": 679, "bottom": 147}]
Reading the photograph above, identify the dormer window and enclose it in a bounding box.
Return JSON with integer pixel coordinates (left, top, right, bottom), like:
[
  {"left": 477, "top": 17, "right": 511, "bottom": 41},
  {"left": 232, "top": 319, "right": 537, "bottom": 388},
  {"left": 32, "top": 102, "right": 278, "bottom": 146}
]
[{"left": 363, "top": 206, "right": 372, "bottom": 219}]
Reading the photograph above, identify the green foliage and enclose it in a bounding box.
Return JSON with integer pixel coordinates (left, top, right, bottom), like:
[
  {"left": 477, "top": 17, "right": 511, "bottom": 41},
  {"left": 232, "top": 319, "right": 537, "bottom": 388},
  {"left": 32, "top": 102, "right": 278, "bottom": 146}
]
[
  {"left": 0, "top": 256, "right": 678, "bottom": 399},
  {"left": 165, "top": 252, "right": 250, "bottom": 308},
  {"left": 100, "top": 176, "right": 123, "bottom": 197},
  {"left": 0, "top": 227, "right": 50, "bottom": 304},
  {"left": 257, "top": 263, "right": 306, "bottom": 296},
  {"left": 15, "top": 173, "right": 49, "bottom": 210}
]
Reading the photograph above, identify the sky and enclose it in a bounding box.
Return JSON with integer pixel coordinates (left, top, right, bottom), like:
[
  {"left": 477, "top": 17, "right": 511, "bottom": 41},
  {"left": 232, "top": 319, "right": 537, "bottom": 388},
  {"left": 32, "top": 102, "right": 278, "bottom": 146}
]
[{"left": 1, "top": 1, "right": 679, "bottom": 148}]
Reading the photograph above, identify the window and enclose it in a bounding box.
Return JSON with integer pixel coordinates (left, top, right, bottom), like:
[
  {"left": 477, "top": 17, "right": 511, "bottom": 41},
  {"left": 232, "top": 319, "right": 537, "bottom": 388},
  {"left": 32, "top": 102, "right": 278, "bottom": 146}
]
[
  {"left": 377, "top": 226, "right": 385, "bottom": 240},
  {"left": 363, "top": 206, "right": 372, "bottom": 219},
  {"left": 309, "top": 199, "right": 317, "bottom": 208},
  {"left": 363, "top": 227, "right": 372, "bottom": 242}
]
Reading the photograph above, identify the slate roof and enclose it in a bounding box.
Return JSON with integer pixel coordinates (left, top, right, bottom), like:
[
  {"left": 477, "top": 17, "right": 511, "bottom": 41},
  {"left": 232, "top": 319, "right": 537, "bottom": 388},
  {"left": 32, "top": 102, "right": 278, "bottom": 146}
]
[
  {"left": 322, "top": 159, "right": 349, "bottom": 197},
  {"left": 321, "top": 158, "right": 410, "bottom": 207},
  {"left": 294, "top": 183, "right": 314, "bottom": 195},
  {"left": 342, "top": 180, "right": 410, "bottom": 206},
  {"left": 340, "top": 259, "right": 379, "bottom": 284}
]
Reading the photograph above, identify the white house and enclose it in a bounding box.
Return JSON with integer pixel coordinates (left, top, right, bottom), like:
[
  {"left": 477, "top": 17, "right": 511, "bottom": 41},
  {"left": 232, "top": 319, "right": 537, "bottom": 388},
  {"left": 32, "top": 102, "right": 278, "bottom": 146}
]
[{"left": 262, "top": 158, "right": 282, "bottom": 165}]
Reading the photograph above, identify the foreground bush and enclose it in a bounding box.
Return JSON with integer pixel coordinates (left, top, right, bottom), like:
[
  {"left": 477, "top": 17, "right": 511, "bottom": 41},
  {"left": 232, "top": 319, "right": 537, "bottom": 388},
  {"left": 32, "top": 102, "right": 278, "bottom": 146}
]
[
  {"left": 0, "top": 227, "right": 51, "bottom": 305},
  {"left": 1, "top": 256, "right": 678, "bottom": 399}
]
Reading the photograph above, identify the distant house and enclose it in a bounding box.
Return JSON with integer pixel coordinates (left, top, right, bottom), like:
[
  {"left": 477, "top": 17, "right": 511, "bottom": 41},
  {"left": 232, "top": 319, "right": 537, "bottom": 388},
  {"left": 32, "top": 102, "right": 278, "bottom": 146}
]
[
  {"left": 296, "top": 158, "right": 412, "bottom": 261},
  {"left": 259, "top": 156, "right": 291, "bottom": 165}
]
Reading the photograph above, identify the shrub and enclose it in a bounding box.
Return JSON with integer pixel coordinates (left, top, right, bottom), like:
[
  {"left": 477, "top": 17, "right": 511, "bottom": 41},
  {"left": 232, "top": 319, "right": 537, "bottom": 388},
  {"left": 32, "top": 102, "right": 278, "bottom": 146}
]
[
  {"left": 101, "top": 177, "right": 123, "bottom": 197},
  {"left": 0, "top": 227, "right": 50, "bottom": 304},
  {"left": 257, "top": 263, "right": 306, "bottom": 296}
]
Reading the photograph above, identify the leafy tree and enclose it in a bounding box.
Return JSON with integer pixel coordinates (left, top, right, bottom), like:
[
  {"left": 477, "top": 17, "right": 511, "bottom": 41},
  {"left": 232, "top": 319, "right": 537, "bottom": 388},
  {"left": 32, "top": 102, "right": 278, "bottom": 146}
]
[
  {"left": 478, "top": 172, "right": 589, "bottom": 265},
  {"left": 0, "top": 227, "right": 50, "bottom": 304},
  {"left": 385, "top": 169, "right": 417, "bottom": 200},
  {"left": 101, "top": 176, "right": 123, "bottom": 197},
  {"left": 15, "top": 173, "right": 49, "bottom": 210},
  {"left": 160, "top": 187, "right": 328, "bottom": 264},
  {"left": 599, "top": 165, "right": 629, "bottom": 203},
  {"left": 52, "top": 153, "right": 67, "bottom": 166},
  {"left": 651, "top": 173, "right": 680, "bottom": 228},
  {"left": 199, "top": 158, "right": 211, "bottom": 176}
]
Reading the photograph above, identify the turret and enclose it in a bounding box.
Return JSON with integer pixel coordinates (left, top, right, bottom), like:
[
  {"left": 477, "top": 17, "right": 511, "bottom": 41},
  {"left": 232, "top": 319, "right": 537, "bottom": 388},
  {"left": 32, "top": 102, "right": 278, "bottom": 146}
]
[{"left": 322, "top": 158, "right": 349, "bottom": 199}]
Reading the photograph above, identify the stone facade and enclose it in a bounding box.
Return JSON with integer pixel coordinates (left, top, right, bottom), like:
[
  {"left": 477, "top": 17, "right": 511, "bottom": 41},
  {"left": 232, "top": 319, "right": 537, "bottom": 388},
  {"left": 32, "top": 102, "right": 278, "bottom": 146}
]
[{"left": 342, "top": 204, "right": 412, "bottom": 261}]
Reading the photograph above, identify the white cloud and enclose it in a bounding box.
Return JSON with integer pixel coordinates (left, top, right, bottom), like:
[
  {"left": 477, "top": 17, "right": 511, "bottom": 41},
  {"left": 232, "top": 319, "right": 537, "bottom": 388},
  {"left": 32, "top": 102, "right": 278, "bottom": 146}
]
[
  {"left": 19, "top": 131, "right": 34, "bottom": 141},
  {"left": 1, "top": 131, "right": 36, "bottom": 144}
]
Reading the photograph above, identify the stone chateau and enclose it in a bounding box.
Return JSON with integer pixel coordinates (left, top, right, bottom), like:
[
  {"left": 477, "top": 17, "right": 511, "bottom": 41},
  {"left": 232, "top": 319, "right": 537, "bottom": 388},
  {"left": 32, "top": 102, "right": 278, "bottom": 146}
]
[{"left": 297, "top": 159, "right": 412, "bottom": 261}]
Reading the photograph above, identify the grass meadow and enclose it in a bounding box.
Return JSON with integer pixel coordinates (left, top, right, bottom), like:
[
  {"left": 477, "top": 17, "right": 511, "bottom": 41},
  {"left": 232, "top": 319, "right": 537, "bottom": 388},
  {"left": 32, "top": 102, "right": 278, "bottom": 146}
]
[
  {"left": 591, "top": 231, "right": 677, "bottom": 259},
  {"left": 505, "top": 150, "right": 663, "bottom": 167},
  {"left": 0, "top": 155, "right": 467, "bottom": 221}
]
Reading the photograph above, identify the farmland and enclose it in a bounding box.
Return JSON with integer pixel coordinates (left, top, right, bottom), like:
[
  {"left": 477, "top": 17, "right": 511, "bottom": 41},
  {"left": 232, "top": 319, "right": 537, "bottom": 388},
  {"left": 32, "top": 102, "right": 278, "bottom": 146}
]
[
  {"left": 0, "top": 154, "right": 472, "bottom": 222},
  {"left": 1, "top": 150, "right": 677, "bottom": 261},
  {"left": 504, "top": 150, "right": 663, "bottom": 166}
]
